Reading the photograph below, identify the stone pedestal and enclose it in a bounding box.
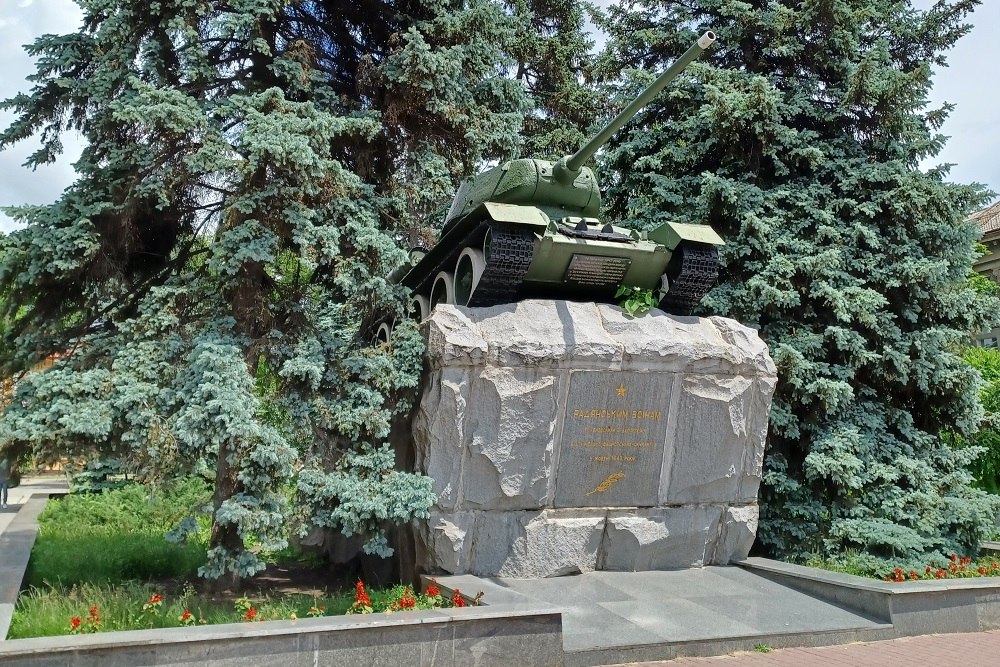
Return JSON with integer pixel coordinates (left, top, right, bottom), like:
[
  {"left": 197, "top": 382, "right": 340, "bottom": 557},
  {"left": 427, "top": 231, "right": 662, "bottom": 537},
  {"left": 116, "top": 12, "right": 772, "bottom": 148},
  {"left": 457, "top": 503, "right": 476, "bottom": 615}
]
[{"left": 412, "top": 300, "right": 776, "bottom": 578}]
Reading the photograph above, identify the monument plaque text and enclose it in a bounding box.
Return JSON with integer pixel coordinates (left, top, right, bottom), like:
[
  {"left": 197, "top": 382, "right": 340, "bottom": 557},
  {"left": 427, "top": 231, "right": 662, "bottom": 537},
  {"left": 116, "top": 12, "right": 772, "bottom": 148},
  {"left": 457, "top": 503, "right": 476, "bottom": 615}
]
[{"left": 553, "top": 371, "right": 672, "bottom": 507}]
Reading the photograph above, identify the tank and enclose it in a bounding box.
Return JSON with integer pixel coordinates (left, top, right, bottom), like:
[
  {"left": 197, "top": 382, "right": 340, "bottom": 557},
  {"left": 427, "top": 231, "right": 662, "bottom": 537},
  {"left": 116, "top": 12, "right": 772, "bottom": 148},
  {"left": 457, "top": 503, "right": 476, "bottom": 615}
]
[{"left": 393, "top": 31, "right": 723, "bottom": 327}]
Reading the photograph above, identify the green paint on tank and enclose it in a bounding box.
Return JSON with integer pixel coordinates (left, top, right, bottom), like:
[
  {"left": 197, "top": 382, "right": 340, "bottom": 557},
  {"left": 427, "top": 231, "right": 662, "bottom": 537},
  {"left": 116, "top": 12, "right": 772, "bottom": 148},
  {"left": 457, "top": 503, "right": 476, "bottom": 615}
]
[{"left": 397, "top": 31, "right": 725, "bottom": 318}]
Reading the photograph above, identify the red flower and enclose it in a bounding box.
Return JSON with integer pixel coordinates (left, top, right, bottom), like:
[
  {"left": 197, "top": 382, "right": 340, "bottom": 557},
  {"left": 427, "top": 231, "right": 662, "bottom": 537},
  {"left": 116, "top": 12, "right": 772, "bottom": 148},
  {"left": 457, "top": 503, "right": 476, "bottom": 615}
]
[
  {"left": 398, "top": 587, "right": 416, "bottom": 609},
  {"left": 148, "top": 593, "right": 163, "bottom": 605},
  {"left": 245, "top": 607, "right": 259, "bottom": 622},
  {"left": 69, "top": 616, "right": 82, "bottom": 631},
  {"left": 354, "top": 580, "right": 372, "bottom": 607},
  {"left": 951, "top": 553, "right": 958, "bottom": 562},
  {"left": 925, "top": 566, "right": 932, "bottom": 574},
  {"left": 426, "top": 579, "right": 441, "bottom": 598},
  {"left": 451, "top": 589, "right": 466, "bottom": 608},
  {"left": 980, "top": 567, "right": 988, "bottom": 576},
  {"left": 88, "top": 605, "right": 99, "bottom": 619},
  {"left": 909, "top": 570, "right": 919, "bottom": 580}
]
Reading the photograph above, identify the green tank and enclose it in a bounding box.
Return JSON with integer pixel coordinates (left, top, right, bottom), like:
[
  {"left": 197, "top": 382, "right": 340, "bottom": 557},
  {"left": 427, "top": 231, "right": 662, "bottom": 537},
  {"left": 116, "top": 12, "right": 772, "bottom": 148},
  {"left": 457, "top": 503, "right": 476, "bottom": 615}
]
[{"left": 395, "top": 31, "right": 723, "bottom": 325}]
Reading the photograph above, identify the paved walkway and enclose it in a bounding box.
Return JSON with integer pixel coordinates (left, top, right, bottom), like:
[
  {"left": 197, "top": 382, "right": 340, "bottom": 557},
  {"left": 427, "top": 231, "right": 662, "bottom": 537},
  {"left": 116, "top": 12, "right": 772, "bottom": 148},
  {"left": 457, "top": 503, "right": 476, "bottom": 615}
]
[
  {"left": 0, "top": 475, "right": 68, "bottom": 640},
  {"left": 620, "top": 630, "right": 1000, "bottom": 666}
]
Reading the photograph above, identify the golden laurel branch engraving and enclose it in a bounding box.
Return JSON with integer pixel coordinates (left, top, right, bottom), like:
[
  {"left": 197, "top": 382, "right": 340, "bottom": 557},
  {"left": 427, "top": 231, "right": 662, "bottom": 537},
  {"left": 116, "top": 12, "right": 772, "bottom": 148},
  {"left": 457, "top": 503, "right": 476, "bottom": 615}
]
[{"left": 586, "top": 472, "right": 626, "bottom": 495}]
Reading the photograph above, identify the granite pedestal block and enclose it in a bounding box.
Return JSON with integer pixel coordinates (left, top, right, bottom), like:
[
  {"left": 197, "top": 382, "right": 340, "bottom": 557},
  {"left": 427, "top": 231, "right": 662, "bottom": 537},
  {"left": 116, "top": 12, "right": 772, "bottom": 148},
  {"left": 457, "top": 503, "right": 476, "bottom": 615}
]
[{"left": 413, "top": 300, "right": 776, "bottom": 578}]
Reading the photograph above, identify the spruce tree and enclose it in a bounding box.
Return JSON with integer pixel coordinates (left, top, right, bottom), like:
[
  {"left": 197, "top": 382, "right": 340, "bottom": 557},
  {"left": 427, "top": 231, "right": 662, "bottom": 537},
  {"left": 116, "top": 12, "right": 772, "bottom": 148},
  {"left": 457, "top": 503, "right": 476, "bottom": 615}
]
[
  {"left": 0, "top": 0, "right": 589, "bottom": 582},
  {"left": 598, "top": 0, "right": 1000, "bottom": 567}
]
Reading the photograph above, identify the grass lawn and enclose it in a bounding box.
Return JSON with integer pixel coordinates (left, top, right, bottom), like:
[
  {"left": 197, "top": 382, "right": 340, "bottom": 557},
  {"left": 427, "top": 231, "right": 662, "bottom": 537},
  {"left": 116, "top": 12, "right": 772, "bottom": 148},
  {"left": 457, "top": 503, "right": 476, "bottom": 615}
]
[{"left": 11, "top": 479, "right": 458, "bottom": 639}]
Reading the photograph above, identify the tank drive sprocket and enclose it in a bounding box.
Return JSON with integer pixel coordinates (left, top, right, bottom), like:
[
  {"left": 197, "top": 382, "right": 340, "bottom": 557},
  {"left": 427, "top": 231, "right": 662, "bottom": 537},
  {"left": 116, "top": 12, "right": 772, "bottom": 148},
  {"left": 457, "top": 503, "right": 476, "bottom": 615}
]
[
  {"left": 467, "top": 224, "right": 535, "bottom": 307},
  {"left": 659, "top": 244, "right": 720, "bottom": 314}
]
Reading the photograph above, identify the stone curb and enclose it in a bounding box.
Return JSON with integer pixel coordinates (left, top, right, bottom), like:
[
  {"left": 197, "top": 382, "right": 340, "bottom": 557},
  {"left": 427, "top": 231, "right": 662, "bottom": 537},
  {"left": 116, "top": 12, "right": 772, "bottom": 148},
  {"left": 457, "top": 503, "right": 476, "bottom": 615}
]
[{"left": 738, "top": 557, "right": 1000, "bottom": 636}]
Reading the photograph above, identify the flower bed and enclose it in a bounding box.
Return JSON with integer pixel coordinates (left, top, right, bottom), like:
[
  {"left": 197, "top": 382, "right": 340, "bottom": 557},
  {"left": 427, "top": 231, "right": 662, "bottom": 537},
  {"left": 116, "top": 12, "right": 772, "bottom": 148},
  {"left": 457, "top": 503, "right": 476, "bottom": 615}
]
[
  {"left": 883, "top": 553, "right": 1000, "bottom": 582},
  {"left": 17, "top": 579, "right": 478, "bottom": 639}
]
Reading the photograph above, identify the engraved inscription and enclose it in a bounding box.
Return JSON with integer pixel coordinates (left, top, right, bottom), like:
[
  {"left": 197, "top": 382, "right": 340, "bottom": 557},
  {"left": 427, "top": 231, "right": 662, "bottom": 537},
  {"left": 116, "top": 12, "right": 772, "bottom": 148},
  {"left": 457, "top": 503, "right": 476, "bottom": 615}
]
[
  {"left": 564, "top": 254, "right": 631, "bottom": 287},
  {"left": 553, "top": 371, "right": 672, "bottom": 507}
]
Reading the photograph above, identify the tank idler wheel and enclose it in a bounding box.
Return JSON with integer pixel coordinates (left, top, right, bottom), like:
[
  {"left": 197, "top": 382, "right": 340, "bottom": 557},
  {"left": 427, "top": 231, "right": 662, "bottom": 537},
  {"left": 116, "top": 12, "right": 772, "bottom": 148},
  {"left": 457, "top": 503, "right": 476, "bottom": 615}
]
[
  {"left": 454, "top": 247, "right": 486, "bottom": 306},
  {"left": 659, "top": 243, "right": 720, "bottom": 314},
  {"left": 430, "top": 271, "right": 456, "bottom": 309}
]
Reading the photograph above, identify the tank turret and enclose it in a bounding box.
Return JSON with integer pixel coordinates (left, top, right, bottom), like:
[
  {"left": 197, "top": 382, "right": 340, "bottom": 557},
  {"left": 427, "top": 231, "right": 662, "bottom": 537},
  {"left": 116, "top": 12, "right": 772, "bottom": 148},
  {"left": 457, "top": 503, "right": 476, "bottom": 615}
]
[{"left": 395, "top": 31, "right": 723, "bottom": 324}]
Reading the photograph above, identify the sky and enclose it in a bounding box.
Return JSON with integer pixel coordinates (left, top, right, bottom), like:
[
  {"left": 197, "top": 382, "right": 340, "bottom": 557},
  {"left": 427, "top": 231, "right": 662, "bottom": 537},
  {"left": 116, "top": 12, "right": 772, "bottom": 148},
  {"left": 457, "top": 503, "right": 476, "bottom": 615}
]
[{"left": 0, "top": 0, "right": 997, "bottom": 233}]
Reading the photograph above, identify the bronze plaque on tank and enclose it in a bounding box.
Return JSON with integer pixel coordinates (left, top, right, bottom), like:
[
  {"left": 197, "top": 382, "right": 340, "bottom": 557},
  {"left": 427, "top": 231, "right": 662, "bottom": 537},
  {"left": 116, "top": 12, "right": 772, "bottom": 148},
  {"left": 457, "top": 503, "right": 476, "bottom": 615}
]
[
  {"left": 564, "top": 254, "right": 631, "bottom": 288},
  {"left": 554, "top": 371, "right": 671, "bottom": 507}
]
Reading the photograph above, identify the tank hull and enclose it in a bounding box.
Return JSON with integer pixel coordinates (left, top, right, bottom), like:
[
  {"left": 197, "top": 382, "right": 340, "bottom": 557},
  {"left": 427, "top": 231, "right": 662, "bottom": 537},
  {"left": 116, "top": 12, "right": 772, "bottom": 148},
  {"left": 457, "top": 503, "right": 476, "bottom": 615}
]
[{"left": 399, "top": 201, "right": 722, "bottom": 316}]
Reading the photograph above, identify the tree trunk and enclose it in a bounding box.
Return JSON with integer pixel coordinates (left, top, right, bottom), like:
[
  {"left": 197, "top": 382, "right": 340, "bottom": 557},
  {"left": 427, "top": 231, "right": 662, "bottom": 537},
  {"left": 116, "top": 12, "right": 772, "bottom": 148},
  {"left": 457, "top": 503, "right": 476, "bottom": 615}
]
[{"left": 208, "top": 439, "right": 244, "bottom": 592}]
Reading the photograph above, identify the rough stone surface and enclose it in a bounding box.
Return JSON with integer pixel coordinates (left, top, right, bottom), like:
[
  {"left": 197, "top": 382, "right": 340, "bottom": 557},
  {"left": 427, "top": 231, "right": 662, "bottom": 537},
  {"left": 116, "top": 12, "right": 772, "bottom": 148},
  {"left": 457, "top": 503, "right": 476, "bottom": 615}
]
[
  {"left": 660, "top": 374, "right": 757, "bottom": 505},
  {"left": 462, "top": 367, "right": 557, "bottom": 510},
  {"left": 417, "top": 512, "right": 475, "bottom": 574},
  {"left": 599, "top": 507, "right": 724, "bottom": 571},
  {"left": 500, "top": 511, "right": 606, "bottom": 578},
  {"left": 413, "top": 300, "right": 776, "bottom": 578},
  {"left": 711, "top": 505, "right": 760, "bottom": 565}
]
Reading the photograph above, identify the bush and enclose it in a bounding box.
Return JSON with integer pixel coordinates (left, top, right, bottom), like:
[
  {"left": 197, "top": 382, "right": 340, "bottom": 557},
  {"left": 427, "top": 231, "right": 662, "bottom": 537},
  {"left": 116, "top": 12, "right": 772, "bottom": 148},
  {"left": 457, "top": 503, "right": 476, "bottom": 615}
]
[{"left": 961, "top": 347, "right": 1000, "bottom": 493}]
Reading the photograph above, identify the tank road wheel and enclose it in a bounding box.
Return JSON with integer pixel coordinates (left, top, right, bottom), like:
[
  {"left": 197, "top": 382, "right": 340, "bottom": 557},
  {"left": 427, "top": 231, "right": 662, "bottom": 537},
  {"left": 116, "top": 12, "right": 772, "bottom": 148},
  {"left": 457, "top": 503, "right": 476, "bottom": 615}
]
[
  {"left": 659, "top": 243, "right": 720, "bottom": 314},
  {"left": 410, "top": 294, "right": 430, "bottom": 321},
  {"left": 430, "top": 271, "right": 456, "bottom": 309},
  {"left": 375, "top": 322, "right": 392, "bottom": 345},
  {"left": 454, "top": 248, "right": 486, "bottom": 306}
]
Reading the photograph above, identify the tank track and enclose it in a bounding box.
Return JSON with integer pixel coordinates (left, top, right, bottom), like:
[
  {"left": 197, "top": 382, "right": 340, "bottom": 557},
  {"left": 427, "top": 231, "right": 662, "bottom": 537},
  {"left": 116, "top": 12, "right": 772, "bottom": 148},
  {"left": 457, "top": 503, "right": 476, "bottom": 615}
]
[
  {"left": 467, "top": 224, "right": 535, "bottom": 307},
  {"left": 659, "top": 243, "right": 719, "bottom": 314}
]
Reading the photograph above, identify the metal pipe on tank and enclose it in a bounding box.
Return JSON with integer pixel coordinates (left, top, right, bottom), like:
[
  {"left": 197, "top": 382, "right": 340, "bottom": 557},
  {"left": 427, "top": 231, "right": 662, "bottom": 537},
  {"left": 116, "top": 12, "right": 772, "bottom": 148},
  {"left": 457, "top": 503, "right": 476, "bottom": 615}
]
[{"left": 555, "top": 31, "right": 716, "bottom": 181}]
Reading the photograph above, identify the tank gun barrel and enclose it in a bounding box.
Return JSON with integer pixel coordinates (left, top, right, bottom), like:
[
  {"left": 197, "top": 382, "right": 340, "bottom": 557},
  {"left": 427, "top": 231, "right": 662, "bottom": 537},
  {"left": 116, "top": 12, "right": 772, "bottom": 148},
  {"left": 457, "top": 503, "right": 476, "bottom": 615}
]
[{"left": 560, "top": 31, "right": 716, "bottom": 177}]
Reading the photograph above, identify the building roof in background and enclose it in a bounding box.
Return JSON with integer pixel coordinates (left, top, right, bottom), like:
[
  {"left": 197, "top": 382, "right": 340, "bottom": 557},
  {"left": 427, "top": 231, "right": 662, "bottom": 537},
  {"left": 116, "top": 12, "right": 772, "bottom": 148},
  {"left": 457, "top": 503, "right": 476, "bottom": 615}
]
[{"left": 971, "top": 201, "right": 1000, "bottom": 235}]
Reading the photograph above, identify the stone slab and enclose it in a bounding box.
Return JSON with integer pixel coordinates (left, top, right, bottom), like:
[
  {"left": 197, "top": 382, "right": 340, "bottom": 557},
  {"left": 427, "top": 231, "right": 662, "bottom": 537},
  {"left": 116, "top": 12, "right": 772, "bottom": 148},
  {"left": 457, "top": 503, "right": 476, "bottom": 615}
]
[
  {"left": 431, "top": 568, "right": 893, "bottom": 666},
  {"left": 553, "top": 371, "right": 671, "bottom": 508}
]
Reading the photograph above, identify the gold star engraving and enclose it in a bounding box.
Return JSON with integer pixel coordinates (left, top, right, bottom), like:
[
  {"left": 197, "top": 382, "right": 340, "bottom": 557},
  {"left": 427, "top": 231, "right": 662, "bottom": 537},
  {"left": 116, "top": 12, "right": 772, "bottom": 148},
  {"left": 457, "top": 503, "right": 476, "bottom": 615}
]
[{"left": 616, "top": 383, "right": 627, "bottom": 397}]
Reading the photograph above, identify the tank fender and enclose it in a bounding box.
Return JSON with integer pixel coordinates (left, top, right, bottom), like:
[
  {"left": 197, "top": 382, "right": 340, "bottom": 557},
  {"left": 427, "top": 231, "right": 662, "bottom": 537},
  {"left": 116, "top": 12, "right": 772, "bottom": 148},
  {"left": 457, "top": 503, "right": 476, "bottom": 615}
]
[
  {"left": 647, "top": 221, "right": 725, "bottom": 250},
  {"left": 483, "top": 202, "right": 550, "bottom": 228}
]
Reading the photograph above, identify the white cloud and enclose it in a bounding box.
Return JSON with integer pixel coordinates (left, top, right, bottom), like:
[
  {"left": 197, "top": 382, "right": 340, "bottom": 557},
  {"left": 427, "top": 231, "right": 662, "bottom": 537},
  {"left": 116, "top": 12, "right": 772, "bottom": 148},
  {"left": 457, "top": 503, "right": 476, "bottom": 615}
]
[{"left": 0, "top": 0, "right": 83, "bottom": 232}]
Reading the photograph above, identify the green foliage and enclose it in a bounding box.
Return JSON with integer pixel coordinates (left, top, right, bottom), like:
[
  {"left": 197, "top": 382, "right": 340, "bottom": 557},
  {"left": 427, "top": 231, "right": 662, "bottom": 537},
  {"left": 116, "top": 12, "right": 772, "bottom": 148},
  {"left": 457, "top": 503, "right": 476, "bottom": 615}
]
[
  {"left": 598, "top": 0, "right": 1000, "bottom": 567},
  {"left": 960, "top": 347, "right": 1000, "bottom": 492},
  {"left": 29, "top": 480, "right": 211, "bottom": 587},
  {"left": 968, "top": 272, "right": 1000, "bottom": 298},
  {"left": 297, "top": 444, "right": 435, "bottom": 557},
  {"left": 0, "top": 0, "right": 591, "bottom": 581},
  {"left": 66, "top": 458, "right": 133, "bottom": 493},
  {"left": 614, "top": 285, "right": 657, "bottom": 317}
]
